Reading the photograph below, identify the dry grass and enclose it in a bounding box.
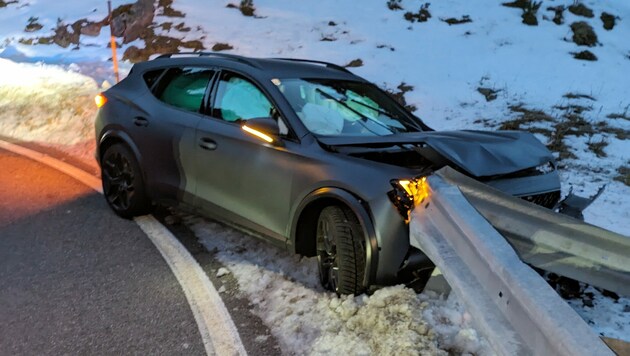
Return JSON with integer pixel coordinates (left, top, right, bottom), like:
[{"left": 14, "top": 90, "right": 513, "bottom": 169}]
[
  {"left": 614, "top": 165, "right": 630, "bottom": 187},
  {"left": 587, "top": 139, "right": 608, "bottom": 158},
  {"left": 563, "top": 92, "right": 596, "bottom": 101},
  {"left": 497, "top": 103, "right": 629, "bottom": 161},
  {"left": 385, "top": 83, "right": 417, "bottom": 112}
]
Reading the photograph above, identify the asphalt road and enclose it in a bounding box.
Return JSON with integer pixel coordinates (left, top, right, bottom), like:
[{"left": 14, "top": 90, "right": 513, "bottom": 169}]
[{"left": 0, "top": 148, "right": 205, "bottom": 355}]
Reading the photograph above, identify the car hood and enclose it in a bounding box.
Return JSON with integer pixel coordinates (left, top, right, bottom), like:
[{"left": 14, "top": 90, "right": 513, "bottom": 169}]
[{"left": 317, "top": 130, "right": 554, "bottom": 177}]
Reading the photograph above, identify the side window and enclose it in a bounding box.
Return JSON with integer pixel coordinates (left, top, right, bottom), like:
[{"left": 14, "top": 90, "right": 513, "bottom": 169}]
[
  {"left": 155, "top": 67, "right": 215, "bottom": 112},
  {"left": 212, "top": 71, "right": 274, "bottom": 122},
  {"left": 142, "top": 69, "right": 164, "bottom": 90}
]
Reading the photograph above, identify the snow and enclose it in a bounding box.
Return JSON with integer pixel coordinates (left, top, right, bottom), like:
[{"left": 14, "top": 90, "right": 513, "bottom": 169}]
[
  {"left": 189, "top": 216, "right": 487, "bottom": 355},
  {"left": 566, "top": 286, "right": 630, "bottom": 341},
  {"left": 1, "top": 0, "right": 629, "bottom": 352},
  {"left": 0, "top": 58, "right": 98, "bottom": 162},
  {"left": 0, "top": 58, "right": 97, "bottom": 143},
  {"left": 216, "top": 267, "right": 231, "bottom": 277}
]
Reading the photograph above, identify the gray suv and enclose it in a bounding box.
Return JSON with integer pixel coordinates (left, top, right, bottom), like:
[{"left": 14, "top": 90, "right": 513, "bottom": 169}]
[{"left": 95, "top": 53, "right": 561, "bottom": 294}]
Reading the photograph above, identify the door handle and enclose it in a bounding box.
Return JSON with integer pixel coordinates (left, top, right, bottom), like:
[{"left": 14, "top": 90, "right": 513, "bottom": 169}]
[
  {"left": 199, "top": 137, "right": 217, "bottom": 151},
  {"left": 133, "top": 116, "right": 149, "bottom": 127}
]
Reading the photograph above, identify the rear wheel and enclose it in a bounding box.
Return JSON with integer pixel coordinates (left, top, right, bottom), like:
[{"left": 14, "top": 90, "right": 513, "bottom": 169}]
[
  {"left": 316, "top": 206, "right": 366, "bottom": 295},
  {"left": 101, "top": 144, "right": 151, "bottom": 218}
]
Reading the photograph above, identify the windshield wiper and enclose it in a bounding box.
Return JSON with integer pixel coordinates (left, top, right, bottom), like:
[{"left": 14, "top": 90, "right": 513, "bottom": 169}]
[
  {"left": 348, "top": 99, "right": 393, "bottom": 118},
  {"left": 314, "top": 88, "right": 394, "bottom": 133},
  {"left": 350, "top": 98, "right": 423, "bottom": 131}
]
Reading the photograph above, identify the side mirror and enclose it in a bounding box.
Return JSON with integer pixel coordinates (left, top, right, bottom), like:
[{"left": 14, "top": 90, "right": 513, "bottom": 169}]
[{"left": 241, "top": 117, "right": 283, "bottom": 146}]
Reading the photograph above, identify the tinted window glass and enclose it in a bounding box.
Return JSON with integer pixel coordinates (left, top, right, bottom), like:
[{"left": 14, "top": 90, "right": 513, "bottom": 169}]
[
  {"left": 157, "top": 67, "right": 214, "bottom": 112},
  {"left": 142, "top": 69, "right": 163, "bottom": 90},
  {"left": 213, "top": 71, "right": 274, "bottom": 122}
]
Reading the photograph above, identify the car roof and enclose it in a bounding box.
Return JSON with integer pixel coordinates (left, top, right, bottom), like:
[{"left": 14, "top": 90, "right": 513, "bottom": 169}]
[{"left": 133, "top": 52, "right": 364, "bottom": 81}]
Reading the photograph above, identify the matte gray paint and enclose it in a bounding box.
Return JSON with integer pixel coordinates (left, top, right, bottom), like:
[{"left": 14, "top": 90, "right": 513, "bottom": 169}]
[
  {"left": 318, "top": 130, "right": 555, "bottom": 177},
  {"left": 95, "top": 55, "right": 562, "bottom": 288}
]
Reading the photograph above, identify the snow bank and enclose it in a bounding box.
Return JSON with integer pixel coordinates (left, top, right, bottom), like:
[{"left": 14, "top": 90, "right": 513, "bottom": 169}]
[
  {"left": 0, "top": 58, "right": 98, "bottom": 155},
  {"left": 189, "top": 216, "right": 488, "bottom": 355}
]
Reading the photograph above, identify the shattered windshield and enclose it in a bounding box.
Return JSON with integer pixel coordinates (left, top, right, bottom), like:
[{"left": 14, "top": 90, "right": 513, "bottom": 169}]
[{"left": 275, "top": 78, "right": 423, "bottom": 136}]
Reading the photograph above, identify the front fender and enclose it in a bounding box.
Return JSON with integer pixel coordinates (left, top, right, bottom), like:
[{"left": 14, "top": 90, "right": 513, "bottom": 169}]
[
  {"left": 98, "top": 129, "right": 143, "bottom": 166},
  {"left": 97, "top": 128, "right": 148, "bottom": 188},
  {"left": 289, "top": 187, "right": 379, "bottom": 289}
]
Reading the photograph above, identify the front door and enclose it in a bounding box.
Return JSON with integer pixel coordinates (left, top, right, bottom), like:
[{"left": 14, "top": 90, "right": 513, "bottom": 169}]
[{"left": 194, "top": 70, "right": 297, "bottom": 241}]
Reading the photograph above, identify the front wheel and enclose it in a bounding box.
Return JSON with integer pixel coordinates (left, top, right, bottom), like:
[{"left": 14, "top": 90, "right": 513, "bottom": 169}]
[
  {"left": 101, "top": 144, "right": 151, "bottom": 218},
  {"left": 316, "top": 205, "right": 366, "bottom": 295}
]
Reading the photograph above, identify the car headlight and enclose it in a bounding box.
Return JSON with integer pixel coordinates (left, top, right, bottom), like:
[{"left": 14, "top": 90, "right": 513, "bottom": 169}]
[
  {"left": 534, "top": 161, "right": 555, "bottom": 175},
  {"left": 387, "top": 176, "right": 430, "bottom": 222}
]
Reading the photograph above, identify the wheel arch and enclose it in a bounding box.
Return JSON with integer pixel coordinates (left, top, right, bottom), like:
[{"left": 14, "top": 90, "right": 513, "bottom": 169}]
[
  {"left": 290, "top": 187, "right": 379, "bottom": 288},
  {"left": 98, "top": 129, "right": 148, "bottom": 188}
]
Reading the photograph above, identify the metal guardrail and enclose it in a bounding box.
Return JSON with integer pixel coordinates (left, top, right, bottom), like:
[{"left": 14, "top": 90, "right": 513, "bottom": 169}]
[
  {"left": 410, "top": 170, "right": 613, "bottom": 355},
  {"left": 438, "top": 167, "right": 630, "bottom": 296}
]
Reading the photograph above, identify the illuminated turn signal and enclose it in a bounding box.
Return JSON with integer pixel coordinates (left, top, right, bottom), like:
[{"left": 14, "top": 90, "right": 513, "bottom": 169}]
[
  {"left": 398, "top": 180, "right": 413, "bottom": 196},
  {"left": 242, "top": 125, "right": 273, "bottom": 143},
  {"left": 94, "top": 93, "right": 107, "bottom": 108},
  {"left": 388, "top": 177, "right": 431, "bottom": 222}
]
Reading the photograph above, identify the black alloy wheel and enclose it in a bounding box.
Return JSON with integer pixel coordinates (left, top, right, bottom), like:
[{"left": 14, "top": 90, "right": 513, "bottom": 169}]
[
  {"left": 101, "top": 144, "right": 151, "bottom": 218},
  {"left": 316, "top": 205, "right": 366, "bottom": 295}
]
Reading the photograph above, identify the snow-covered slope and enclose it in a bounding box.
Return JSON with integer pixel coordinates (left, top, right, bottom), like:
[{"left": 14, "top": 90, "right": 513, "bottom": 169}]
[{"left": 1, "top": 0, "right": 629, "bottom": 353}]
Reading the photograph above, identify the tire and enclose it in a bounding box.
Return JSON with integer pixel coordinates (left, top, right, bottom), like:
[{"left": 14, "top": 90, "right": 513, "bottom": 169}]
[
  {"left": 101, "top": 143, "right": 151, "bottom": 219},
  {"left": 316, "top": 205, "right": 366, "bottom": 295}
]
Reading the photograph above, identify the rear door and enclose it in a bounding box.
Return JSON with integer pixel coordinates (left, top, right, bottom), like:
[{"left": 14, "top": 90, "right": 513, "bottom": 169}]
[
  {"left": 194, "top": 70, "right": 298, "bottom": 241},
  {"left": 128, "top": 66, "right": 216, "bottom": 205}
]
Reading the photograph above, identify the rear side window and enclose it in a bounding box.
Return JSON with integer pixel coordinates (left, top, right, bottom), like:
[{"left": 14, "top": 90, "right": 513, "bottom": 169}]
[
  {"left": 142, "top": 69, "right": 164, "bottom": 90},
  {"left": 155, "top": 67, "right": 215, "bottom": 112}
]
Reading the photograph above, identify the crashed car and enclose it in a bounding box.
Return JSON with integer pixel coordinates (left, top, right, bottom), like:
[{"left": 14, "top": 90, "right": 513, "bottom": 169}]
[{"left": 94, "top": 53, "right": 561, "bottom": 295}]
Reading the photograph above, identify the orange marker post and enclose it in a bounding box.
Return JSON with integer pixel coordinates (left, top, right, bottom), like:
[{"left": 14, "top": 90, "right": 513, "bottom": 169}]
[{"left": 107, "top": 0, "right": 120, "bottom": 83}]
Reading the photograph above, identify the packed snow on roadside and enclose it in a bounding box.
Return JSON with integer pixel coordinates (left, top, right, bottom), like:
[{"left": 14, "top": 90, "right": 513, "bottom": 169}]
[
  {"left": 1, "top": 0, "right": 629, "bottom": 351},
  {"left": 0, "top": 58, "right": 99, "bottom": 161},
  {"left": 188, "top": 216, "right": 491, "bottom": 355}
]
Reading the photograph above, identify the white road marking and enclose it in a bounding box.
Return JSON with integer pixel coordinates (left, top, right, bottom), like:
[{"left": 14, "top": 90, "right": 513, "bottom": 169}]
[
  {"left": 0, "top": 140, "right": 102, "bottom": 192},
  {"left": 0, "top": 139, "right": 247, "bottom": 356},
  {"left": 135, "top": 216, "right": 247, "bottom": 356}
]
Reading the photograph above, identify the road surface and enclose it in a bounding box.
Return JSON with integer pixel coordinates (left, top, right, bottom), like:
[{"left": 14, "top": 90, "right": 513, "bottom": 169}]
[{"left": 0, "top": 148, "right": 205, "bottom": 355}]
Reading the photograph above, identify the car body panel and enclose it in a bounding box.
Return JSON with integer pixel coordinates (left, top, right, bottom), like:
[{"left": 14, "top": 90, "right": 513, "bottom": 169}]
[
  {"left": 486, "top": 171, "right": 561, "bottom": 196},
  {"left": 195, "top": 116, "right": 297, "bottom": 239},
  {"left": 127, "top": 92, "right": 202, "bottom": 204},
  {"left": 318, "top": 130, "right": 555, "bottom": 177}
]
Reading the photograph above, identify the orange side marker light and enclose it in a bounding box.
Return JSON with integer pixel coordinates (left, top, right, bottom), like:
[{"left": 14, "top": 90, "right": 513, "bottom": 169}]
[{"left": 95, "top": 93, "right": 107, "bottom": 108}]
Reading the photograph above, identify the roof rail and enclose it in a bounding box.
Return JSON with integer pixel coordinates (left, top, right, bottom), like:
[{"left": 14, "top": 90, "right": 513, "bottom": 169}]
[
  {"left": 155, "top": 52, "right": 261, "bottom": 68},
  {"left": 271, "top": 58, "right": 352, "bottom": 73}
]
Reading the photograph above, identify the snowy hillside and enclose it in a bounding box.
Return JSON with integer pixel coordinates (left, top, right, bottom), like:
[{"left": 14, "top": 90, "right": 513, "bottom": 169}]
[{"left": 1, "top": 0, "right": 629, "bottom": 354}]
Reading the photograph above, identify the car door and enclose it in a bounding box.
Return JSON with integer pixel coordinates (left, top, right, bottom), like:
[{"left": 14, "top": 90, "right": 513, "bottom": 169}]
[
  {"left": 194, "top": 70, "right": 299, "bottom": 242},
  {"left": 127, "top": 66, "right": 216, "bottom": 206}
]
